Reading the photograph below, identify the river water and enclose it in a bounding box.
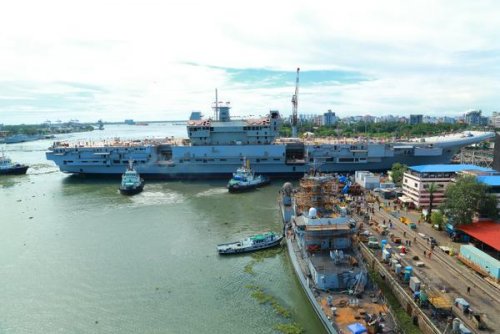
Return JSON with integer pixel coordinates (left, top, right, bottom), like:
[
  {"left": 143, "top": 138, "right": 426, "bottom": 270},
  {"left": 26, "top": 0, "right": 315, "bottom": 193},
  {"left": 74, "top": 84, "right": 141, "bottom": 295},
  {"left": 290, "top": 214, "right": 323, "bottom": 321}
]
[{"left": 0, "top": 123, "right": 324, "bottom": 334}]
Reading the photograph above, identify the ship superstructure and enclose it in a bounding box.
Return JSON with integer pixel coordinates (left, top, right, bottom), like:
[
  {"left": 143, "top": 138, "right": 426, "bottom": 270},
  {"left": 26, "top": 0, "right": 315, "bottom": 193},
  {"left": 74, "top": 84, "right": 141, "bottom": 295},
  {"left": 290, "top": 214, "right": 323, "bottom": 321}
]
[
  {"left": 46, "top": 96, "right": 495, "bottom": 179},
  {"left": 279, "top": 174, "right": 396, "bottom": 333}
]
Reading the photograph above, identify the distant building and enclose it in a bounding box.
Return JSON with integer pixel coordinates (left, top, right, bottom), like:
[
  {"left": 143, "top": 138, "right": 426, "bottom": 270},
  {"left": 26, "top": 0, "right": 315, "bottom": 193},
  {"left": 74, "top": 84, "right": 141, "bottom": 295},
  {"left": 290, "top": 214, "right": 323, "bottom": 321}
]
[
  {"left": 439, "top": 116, "right": 456, "bottom": 124},
  {"left": 401, "top": 164, "right": 494, "bottom": 209},
  {"left": 299, "top": 114, "right": 322, "bottom": 126},
  {"left": 322, "top": 109, "right": 338, "bottom": 126},
  {"left": 409, "top": 114, "right": 423, "bottom": 125},
  {"left": 125, "top": 119, "right": 135, "bottom": 125},
  {"left": 423, "top": 116, "right": 438, "bottom": 124},
  {"left": 490, "top": 112, "right": 500, "bottom": 128},
  {"left": 464, "top": 110, "right": 488, "bottom": 126}
]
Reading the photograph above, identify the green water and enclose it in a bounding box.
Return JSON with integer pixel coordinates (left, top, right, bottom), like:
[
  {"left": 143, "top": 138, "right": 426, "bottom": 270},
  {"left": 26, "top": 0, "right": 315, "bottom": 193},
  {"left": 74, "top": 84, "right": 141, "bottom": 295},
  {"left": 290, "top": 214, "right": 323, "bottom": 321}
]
[{"left": 0, "top": 125, "right": 325, "bottom": 333}]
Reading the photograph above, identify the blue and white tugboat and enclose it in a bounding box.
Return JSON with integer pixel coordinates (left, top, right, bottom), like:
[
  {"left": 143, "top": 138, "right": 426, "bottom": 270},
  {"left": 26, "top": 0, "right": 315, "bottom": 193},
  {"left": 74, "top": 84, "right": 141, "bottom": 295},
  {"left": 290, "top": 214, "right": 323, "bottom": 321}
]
[
  {"left": 0, "top": 153, "right": 29, "bottom": 175},
  {"left": 227, "top": 159, "right": 270, "bottom": 193},
  {"left": 119, "top": 161, "right": 145, "bottom": 195},
  {"left": 217, "top": 231, "right": 283, "bottom": 255}
]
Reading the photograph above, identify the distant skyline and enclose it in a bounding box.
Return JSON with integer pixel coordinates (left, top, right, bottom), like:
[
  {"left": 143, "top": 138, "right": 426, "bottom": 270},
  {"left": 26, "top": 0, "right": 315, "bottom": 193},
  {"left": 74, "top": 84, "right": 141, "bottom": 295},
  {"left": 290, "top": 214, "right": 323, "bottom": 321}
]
[{"left": 1, "top": 0, "right": 499, "bottom": 124}]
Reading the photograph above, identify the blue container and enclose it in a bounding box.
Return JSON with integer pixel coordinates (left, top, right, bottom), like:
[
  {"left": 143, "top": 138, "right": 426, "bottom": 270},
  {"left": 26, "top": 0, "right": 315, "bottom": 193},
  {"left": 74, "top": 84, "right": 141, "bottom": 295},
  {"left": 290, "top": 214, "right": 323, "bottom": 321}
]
[
  {"left": 404, "top": 266, "right": 413, "bottom": 281},
  {"left": 381, "top": 239, "right": 388, "bottom": 248}
]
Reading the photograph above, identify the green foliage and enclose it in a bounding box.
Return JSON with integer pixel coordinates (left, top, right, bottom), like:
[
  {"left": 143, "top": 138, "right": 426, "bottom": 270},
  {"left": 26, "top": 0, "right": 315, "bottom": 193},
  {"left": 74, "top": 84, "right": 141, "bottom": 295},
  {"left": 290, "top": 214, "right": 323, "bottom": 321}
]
[
  {"left": 246, "top": 285, "right": 291, "bottom": 318},
  {"left": 430, "top": 211, "right": 444, "bottom": 229},
  {"left": 391, "top": 163, "right": 408, "bottom": 186},
  {"left": 273, "top": 323, "right": 304, "bottom": 334},
  {"left": 280, "top": 121, "right": 468, "bottom": 139},
  {"left": 1, "top": 123, "right": 94, "bottom": 135},
  {"left": 426, "top": 182, "right": 438, "bottom": 222},
  {"left": 441, "top": 175, "right": 499, "bottom": 225}
]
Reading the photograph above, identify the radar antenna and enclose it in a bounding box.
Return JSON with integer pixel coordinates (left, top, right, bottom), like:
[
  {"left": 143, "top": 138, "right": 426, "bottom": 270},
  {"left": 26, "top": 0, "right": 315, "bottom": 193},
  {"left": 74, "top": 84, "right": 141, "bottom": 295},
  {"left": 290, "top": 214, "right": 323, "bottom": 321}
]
[{"left": 291, "top": 68, "right": 300, "bottom": 137}]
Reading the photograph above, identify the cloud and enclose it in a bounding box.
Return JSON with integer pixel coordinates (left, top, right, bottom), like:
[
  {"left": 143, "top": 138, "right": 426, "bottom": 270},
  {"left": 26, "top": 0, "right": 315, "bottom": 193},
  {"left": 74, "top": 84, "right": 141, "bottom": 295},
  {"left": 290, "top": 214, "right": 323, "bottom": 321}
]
[{"left": 0, "top": 0, "right": 499, "bottom": 123}]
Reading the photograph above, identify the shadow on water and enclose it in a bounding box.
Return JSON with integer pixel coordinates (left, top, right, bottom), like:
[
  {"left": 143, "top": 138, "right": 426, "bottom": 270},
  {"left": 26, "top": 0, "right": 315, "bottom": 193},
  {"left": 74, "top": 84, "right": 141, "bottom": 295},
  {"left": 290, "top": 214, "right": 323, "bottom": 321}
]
[{"left": 62, "top": 174, "right": 118, "bottom": 185}]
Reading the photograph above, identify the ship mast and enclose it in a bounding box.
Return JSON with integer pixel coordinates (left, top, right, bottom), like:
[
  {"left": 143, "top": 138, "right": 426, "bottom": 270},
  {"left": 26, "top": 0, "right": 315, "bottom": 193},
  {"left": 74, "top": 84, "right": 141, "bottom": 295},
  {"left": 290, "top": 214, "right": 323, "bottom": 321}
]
[
  {"left": 214, "top": 88, "right": 219, "bottom": 121},
  {"left": 291, "top": 68, "right": 300, "bottom": 138}
]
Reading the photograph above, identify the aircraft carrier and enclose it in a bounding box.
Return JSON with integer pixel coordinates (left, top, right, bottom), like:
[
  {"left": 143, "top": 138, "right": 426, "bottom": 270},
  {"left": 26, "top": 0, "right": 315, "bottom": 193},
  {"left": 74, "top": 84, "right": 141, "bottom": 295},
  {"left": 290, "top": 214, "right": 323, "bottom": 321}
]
[{"left": 45, "top": 100, "right": 494, "bottom": 179}]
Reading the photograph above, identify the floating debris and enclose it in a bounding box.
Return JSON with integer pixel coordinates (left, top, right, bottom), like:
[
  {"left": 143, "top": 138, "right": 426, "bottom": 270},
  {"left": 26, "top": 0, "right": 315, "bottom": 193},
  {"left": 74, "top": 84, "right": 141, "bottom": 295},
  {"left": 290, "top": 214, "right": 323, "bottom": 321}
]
[
  {"left": 273, "top": 323, "right": 303, "bottom": 334},
  {"left": 246, "top": 285, "right": 290, "bottom": 318}
]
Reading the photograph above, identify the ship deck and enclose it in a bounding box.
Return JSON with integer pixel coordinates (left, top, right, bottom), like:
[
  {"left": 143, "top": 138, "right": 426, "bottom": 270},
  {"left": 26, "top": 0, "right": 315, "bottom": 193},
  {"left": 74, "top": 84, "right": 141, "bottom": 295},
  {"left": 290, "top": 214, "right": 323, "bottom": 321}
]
[
  {"left": 49, "top": 130, "right": 492, "bottom": 150},
  {"left": 286, "top": 231, "right": 396, "bottom": 334},
  {"left": 50, "top": 137, "right": 185, "bottom": 148}
]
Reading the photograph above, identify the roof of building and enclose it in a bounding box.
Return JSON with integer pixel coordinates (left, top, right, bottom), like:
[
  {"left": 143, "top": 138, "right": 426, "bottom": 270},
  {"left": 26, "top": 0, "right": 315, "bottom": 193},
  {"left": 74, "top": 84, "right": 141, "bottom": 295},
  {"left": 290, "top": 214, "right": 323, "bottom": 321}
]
[
  {"left": 408, "top": 164, "right": 493, "bottom": 174},
  {"left": 476, "top": 175, "right": 500, "bottom": 187},
  {"left": 456, "top": 221, "right": 500, "bottom": 251}
]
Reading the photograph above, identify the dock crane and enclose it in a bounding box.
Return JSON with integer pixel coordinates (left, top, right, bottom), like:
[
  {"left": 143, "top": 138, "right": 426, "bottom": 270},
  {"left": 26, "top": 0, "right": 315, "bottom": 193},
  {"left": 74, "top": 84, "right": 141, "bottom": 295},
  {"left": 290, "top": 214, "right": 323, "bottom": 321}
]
[{"left": 291, "top": 67, "right": 300, "bottom": 138}]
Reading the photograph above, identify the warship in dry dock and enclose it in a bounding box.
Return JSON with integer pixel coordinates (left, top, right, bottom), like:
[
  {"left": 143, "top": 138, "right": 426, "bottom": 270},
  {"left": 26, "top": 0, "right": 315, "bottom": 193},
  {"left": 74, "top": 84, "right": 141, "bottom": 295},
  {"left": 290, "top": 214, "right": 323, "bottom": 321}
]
[
  {"left": 279, "top": 173, "right": 397, "bottom": 334},
  {"left": 46, "top": 69, "right": 494, "bottom": 179}
]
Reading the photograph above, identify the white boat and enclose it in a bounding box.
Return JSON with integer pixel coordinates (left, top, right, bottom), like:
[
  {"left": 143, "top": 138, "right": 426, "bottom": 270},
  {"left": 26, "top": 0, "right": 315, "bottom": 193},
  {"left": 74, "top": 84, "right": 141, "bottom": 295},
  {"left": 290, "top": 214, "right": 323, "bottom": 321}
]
[{"left": 217, "top": 232, "right": 283, "bottom": 255}]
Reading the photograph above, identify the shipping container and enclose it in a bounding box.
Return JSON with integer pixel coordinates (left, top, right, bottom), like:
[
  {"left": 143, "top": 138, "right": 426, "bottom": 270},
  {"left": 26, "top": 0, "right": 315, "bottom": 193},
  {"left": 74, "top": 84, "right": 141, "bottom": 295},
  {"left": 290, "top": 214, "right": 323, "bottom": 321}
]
[
  {"left": 459, "top": 245, "right": 500, "bottom": 280},
  {"left": 409, "top": 277, "right": 421, "bottom": 292}
]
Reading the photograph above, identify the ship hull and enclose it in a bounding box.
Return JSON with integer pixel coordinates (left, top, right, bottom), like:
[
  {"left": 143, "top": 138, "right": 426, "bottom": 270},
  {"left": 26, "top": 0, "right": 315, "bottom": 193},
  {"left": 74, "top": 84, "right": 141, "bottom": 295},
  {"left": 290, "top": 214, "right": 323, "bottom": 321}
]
[
  {"left": 119, "top": 181, "right": 145, "bottom": 195},
  {"left": 46, "top": 152, "right": 457, "bottom": 179},
  {"left": 217, "top": 237, "right": 283, "bottom": 255},
  {"left": 0, "top": 165, "right": 29, "bottom": 175},
  {"left": 46, "top": 132, "right": 494, "bottom": 179}
]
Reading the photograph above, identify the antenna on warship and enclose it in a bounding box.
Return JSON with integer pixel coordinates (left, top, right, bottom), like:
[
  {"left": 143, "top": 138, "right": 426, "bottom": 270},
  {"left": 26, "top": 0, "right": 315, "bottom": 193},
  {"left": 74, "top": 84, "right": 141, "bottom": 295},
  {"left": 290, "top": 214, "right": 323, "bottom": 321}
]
[
  {"left": 214, "top": 88, "right": 219, "bottom": 121},
  {"left": 291, "top": 68, "right": 300, "bottom": 138}
]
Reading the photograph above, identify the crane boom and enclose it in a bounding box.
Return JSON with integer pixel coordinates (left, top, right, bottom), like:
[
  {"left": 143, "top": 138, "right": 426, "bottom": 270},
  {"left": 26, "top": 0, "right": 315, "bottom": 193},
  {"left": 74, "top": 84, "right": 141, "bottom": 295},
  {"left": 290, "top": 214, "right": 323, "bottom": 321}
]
[{"left": 291, "top": 67, "right": 300, "bottom": 138}]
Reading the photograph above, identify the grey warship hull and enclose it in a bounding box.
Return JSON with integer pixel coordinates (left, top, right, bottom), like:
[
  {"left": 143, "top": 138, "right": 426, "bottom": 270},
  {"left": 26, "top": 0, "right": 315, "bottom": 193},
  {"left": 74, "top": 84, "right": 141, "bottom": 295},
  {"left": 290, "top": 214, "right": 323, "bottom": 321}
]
[
  {"left": 45, "top": 94, "right": 494, "bottom": 179},
  {"left": 46, "top": 133, "right": 492, "bottom": 179}
]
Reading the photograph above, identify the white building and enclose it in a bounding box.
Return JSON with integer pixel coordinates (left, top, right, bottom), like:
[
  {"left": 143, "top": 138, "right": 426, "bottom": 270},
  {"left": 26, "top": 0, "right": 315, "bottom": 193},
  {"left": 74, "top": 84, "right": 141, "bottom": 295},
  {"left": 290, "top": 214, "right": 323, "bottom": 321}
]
[
  {"left": 490, "top": 112, "right": 500, "bottom": 128},
  {"left": 401, "top": 164, "right": 494, "bottom": 208},
  {"left": 355, "top": 171, "right": 380, "bottom": 190}
]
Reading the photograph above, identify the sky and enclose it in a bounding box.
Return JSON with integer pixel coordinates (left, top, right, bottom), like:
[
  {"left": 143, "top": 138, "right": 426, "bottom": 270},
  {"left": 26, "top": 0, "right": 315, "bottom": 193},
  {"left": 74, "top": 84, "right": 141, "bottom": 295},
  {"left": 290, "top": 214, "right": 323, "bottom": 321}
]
[{"left": 0, "top": 0, "right": 499, "bottom": 124}]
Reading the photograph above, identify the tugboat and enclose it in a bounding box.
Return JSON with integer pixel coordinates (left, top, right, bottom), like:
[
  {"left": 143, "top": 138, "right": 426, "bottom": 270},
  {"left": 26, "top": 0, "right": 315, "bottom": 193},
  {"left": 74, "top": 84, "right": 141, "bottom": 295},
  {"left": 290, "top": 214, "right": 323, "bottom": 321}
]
[
  {"left": 217, "top": 231, "right": 283, "bottom": 255},
  {"left": 119, "top": 161, "right": 145, "bottom": 195},
  {"left": 0, "top": 153, "right": 29, "bottom": 175},
  {"left": 227, "top": 159, "right": 270, "bottom": 193}
]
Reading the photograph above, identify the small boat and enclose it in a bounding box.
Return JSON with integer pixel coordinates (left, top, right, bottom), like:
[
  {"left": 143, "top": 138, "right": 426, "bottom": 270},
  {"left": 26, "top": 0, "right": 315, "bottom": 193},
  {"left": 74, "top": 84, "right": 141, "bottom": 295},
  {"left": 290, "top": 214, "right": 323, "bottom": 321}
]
[
  {"left": 217, "top": 231, "right": 283, "bottom": 255},
  {"left": 119, "top": 161, "right": 145, "bottom": 195},
  {"left": 0, "top": 153, "right": 29, "bottom": 175},
  {"left": 227, "top": 159, "right": 270, "bottom": 193}
]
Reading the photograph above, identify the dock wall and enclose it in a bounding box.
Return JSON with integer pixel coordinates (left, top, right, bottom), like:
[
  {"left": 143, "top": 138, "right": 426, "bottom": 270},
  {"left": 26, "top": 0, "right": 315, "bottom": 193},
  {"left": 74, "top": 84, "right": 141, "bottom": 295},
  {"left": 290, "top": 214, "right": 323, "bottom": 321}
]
[{"left": 359, "top": 243, "right": 441, "bottom": 334}]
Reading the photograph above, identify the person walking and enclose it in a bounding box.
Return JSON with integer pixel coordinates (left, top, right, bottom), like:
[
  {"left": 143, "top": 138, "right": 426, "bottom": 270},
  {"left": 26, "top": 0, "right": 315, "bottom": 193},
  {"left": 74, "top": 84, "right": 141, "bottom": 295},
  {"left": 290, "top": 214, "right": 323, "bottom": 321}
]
[
  {"left": 403, "top": 231, "right": 406, "bottom": 237},
  {"left": 424, "top": 250, "right": 426, "bottom": 257},
  {"left": 467, "top": 286, "right": 471, "bottom": 295},
  {"left": 428, "top": 251, "right": 432, "bottom": 259}
]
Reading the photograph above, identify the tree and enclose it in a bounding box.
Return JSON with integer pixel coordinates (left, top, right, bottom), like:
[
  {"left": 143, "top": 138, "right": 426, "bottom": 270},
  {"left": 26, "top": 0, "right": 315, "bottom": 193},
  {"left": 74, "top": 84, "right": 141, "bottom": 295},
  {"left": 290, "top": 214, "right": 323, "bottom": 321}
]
[
  {"left": 441, "top": 175, "right": 499, "bottom": 225},
  {"left": 390, "top": 163, "right": 408, "bottom": 186},
  {"left": 426, "top": 182, "right": 437, "bottom": 223},
  {"left": 430, "top": 211, "right": 444, "bottom": 230}
]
